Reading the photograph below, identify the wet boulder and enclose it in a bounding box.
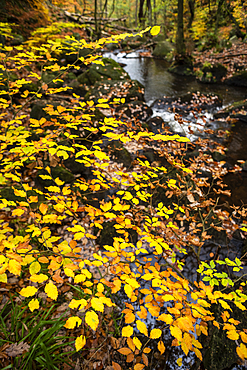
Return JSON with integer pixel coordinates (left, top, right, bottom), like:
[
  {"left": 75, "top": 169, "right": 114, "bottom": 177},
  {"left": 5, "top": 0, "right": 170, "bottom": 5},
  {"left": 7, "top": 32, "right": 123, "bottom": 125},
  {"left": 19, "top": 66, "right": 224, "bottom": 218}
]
[
  {"left": 152, "top": 40, "right": 174, "bottom": 59},
  {"left": 85, "top": 79, "right": 144, "bottom": 103},
  {"left": 225, "top": 70, "right": 247, "bottom": 87},
  {"left": 116, "top": 100, "right": 153, "bottom": 122},
  {"left": 77, "top": 57, "right": 130, "bottom": 86},
  {"left": 199, "top": 62, "right": 227, "bottom": 83}
]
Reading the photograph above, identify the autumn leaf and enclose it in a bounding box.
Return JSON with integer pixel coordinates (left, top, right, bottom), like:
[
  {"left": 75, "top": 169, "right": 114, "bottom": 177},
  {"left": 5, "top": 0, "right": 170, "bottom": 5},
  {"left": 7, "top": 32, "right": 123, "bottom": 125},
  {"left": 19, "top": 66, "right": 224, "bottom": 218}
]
[
  {"left": 75, "top": 335, "right": 86, "bottom": 351},
  {"left": 45, "top": 281, "right": 58, "bottom": 300},
  {"left": 227, "top": 330, "right": 239, "bottom": 340},
  {"left": 8, "top": 259, "right": 21, "bottom": 276},
  {"left": 28, "top": 298, "right": 39, "bottom": 312},
  {"left": 237, "top": 343, "right": 247, "bottom": 360},
  {"left": 125, "top": 311, "right": 135, "bottom": 324},
  {"left": 118, "top": 347, "right": 132, "bottom": 355},
  {"left": 122, "top": 325, "right": 134, "bottom": 337},
  {"left": 136, "top": 320, "right": 148, "bottom": 336},
  {"left": 112, "top": 362, "right": 122, "bottom": 370},
  {"left": 91, "top": 297, "right": 104, "bottom": 312},
  {"left": 176, "top": 358, "right": 182, "bottom": 366},
  {"left": 150, "top": 328, "right": 162, "bottom": 339},
  {"left": 158, "top": 313, "right": 173, "bottom": 324},
  {"left": 64, "top": 316, "right": 82, "bottom": 329},
  {"left": 85, "top": 310, "right": 99, "bottom": 331},
  {"left": 39, "top": 203, "right": 48, "bottom": 215},
  {"left": 19, "top": 286, "right": 38, "bottom": 297},
  {"left": 150, "top": 26, "right": 161, "bottom": 36},
  {"left": 170, "top": 326, "right": 182, "bottom": 342},
  {"left": 29, "top": 261, "right": 41, "bottom": 275},
  {"left": 158, "top": 341, "right": 165, "bottom": 354},
  {"left": 134, "top": 364, "right": 145, "bottom": 370},
  {"left": 133, "top": 336, "right": 142, "bottom": 350}
]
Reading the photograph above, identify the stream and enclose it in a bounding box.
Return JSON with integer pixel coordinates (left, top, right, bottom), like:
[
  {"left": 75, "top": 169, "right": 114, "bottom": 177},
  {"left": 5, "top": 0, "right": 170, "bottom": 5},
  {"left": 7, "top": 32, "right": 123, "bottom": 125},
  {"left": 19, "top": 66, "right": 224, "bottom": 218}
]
[{"left": 104, "top": 50, "right": 247, "bottom": 370}]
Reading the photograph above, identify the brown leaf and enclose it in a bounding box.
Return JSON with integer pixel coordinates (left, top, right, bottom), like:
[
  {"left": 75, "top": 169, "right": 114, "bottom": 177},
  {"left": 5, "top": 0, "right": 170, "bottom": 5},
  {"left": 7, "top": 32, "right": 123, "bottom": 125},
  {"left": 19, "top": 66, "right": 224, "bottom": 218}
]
[{"left": 6, "top": 342, "right": 30, "bottom": 357}]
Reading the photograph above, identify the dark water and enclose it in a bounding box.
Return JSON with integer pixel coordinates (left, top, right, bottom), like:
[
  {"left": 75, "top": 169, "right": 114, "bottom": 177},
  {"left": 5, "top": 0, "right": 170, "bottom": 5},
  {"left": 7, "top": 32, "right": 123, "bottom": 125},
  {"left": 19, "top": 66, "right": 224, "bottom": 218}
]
[{"left": 104, "top": 50, "right": 246, "bottom": 106}]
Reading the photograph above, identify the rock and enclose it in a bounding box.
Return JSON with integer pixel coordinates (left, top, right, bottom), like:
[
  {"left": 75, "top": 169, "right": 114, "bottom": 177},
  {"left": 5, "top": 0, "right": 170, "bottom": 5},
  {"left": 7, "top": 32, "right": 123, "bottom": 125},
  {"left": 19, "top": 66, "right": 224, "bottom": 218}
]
[
  {"left": 10, "top": 34, "right": 24, "bottom": 46},
  {"left": 225, "top": 70, "right": 247, "bottom": 87},
  {"left": 42, "top": 72, "right": 63, "bottom": 88},
  {"left": 116, "top": 100, "right": 153, "bottom": 122},
  {"left": 126, "top": 35, "right": 147, "bottom": 49},
  {"left": 214, "top": 99, "right": 247, "bottom": 119},
  {"left": 152, "top": 40, "right": 174, "bottom": 58},
  {"left": 95, "top": 220, "right": 138, "bottom": 248},
  {"left": 85, "top": 79, "right": 144, "bottom": 103},
  {"left": 199, "top": 62, "right": 227, "bottom": 83},
  {"left": 105, "top": 140, "right": 132, "bottom": 168},
  {"left": 30, "top": 99, "right": 69, "bottom": 122},
  {"left": 78, "top": 57, "right": 130, "bottom": 86},
  {"left": 146, "top": 116, "right": 165, "bottom": 134},
  {"left": 151, "top": 92, "right": 222, "bottom": 114},
  {"left": 66, "top": 79, "right": 87, "bottom": 97},
  {"left": 36, "top": 166, "right": 74, "bottom": 188}
]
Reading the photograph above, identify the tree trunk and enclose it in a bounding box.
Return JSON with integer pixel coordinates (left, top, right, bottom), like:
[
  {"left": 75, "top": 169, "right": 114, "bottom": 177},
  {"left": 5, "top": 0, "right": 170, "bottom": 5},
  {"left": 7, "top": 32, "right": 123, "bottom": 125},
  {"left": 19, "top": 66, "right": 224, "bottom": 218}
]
[
  {"left": 147, "top": 0, "right": 152, "bottom": 26},
  {"left": 176, "top": 0, "right": 185, "bottom": 56},
  {"left": 187, "top": 0, "right": 195, "bottom": 29},
  {"left": 139, "top": 0, "right": 145, "bottom": 26}
]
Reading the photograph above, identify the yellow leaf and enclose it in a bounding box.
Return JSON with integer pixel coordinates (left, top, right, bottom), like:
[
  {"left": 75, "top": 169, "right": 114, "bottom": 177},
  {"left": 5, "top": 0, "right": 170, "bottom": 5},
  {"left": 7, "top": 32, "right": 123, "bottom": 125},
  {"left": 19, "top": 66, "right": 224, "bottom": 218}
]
[
  {"left": 125, "top": 311, "right": 135, "bottom": 324},
  {"left": 30, "top": 273, "right": 48, "bottom": 283},
  {"left": 193, "top": 347, "right": 202, "bottom": 361},
  {"left": 28, "top": 298, "right": 39, "bottom": 312},
  {"left": 237, "top": 343, "right": 247, "bottom": 360},
  {"left": 176, "top": 358, "right": 182, "bottom": 366},
  {"left": 0, "top": 273, "right": 7, "bottom": 283},
  {"left": 158, "top": 341, "right": 165, "bottom": 354},
  {"left": 39, "top": 203, "right": 48, "bottom": 215},
  {"left": 29, "top": 261, "right": 41, "bottom": 275},
  {"left": 158, "top": 313, "right": 173, "bottom": 324},
  {"left": 91, "top": 297, "right": 104, "bottom": 312},
  {"left": 124, "top": 284, "right": 133, "bottom": 298},
  {"left": 240, "top": 331, "right": 247, "bottom": 343},
  {"left": 176, "top": 316, "right": 194, "bottom": 332},
  {"left": 8, "top": 259, "right": 21, "bottom": 276},
  {"left": 136, "top": 320, "right": 148, "bottom": 336},
  {"left": 64, "top": 316, "right": 82, "bottom": 329},
  {"left": 150, "top": 328, "right": 162, "bottom": 339},
  {"left": 12, "top": 209, "right": 25, "bottom": 216},
  {"left": 75, "top": 335, "right": 86, "bottom": 351},
  {"left": 45, "top": 281, "right": 58, "bottom": 300},
  {"left": 13, "top": 189, "right": 26, "bottom": 198},
  {"left": 170, "top": 326, "right": 182, "bottom": 342},
  {"left": 85, "top": 310, "right": 99, "bottom": 331},
  {"left": 19, "top": 286, "right": 38, "bottom": 297},
  {"left": 133, "top": 336, "right": 142, "bottom": 350},
  {"left": 69, "top": 299, "right": 87, "bottom": 310},
  {"left": 150, "top": 26, "right": 161, "bottom": 36},
  {"left": 227, "top": 330, "right": 239, "bottom": 340},
  {"left": 64, "top": 267, "right": 75, "bottom": 278},
  {"left": 122, "top": 325, "right": 134, "bottom": 337}
]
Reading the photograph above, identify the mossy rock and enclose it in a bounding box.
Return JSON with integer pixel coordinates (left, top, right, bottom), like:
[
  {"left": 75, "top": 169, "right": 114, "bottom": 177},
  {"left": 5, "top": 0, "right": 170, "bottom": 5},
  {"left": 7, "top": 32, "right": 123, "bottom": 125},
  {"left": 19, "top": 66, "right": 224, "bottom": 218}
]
[
  {"left": 152, "top": 41, "right": 174, "bottom": 58},
  {"left": 81, "top": 57, "right": 129, "bottom": 85},
  {"left": 0, "top": 186, "right": 45, "bottom": 204},
  {"left": 106, "top": 140, "right": 132, "bottom": 168},
  {"left": 66, "top": 79, "right": 87, "bottom": 97},
  {"left": 225, "top": 70, "right": 247, "bottom": 87},
  {"left": 214, "top": 99, "right": 247, "bottom": 119},
  {"left": 116, "top": 100, "right": 153, "bottom": 121},
  {"left": 36, "top": 166, "right": 74, "bottom": 188},
  {"left": 30, "top": 100, "right": 69, "bottom": 124},
  {"left": 42, "top": 73, "right": 63, "bottom": 88},
  {"left": 85, "top": 79, "right": 144, "bottom": 103},
  {"left": 95, "top": 220, "right": 138, "bottom": 248},
  {"left": 199, "top": 63, "right": 227, "bottom": 83}
]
